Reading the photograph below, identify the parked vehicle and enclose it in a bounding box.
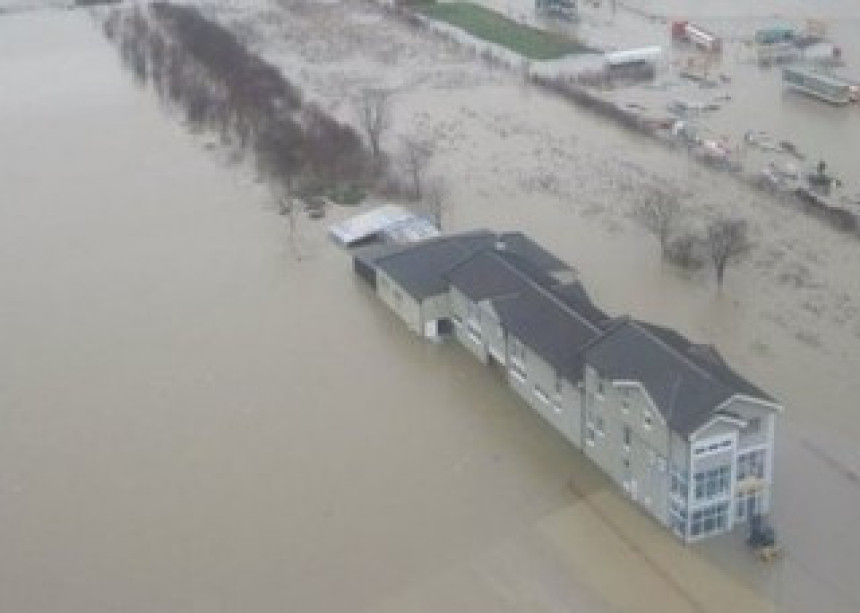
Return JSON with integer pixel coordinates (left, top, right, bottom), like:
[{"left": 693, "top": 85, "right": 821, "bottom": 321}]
[
  {"left": 748, "top": 514, "right": 781, "bottom": 563},
  {"left": 782, "top": 67, "right": 852, "bottom": 104},
  {"left": 755, "top": 27, "right": 795, "bottom": 45},
  {"left": 535, "top": 0, "right": 577, "bottom": 20},
  {"left": 671, "top": 21, "right": 722, "bottom": 52}
]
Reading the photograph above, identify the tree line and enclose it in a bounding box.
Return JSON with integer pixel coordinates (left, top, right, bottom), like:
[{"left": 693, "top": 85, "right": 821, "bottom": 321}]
[
  {"left": 103, "top": 3, "right": 368, "bottom": 201},
  {"left": 635, "top": 186, "right": 751, "bottom": 288}
]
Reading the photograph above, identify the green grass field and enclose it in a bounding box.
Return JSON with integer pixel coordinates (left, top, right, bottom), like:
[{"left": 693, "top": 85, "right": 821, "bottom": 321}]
[{"left": 415, "top": 2, "right": 591, "bottom": 61}]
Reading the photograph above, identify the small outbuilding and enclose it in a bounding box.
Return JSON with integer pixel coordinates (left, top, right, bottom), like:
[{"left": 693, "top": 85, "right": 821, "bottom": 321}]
[{"left": 328, "top": 204, "right": 439, "bottom": 248}]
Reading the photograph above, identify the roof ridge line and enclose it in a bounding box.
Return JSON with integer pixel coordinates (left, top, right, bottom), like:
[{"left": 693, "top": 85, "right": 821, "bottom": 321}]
[
  {"left": 441, "top": 236, "right": 497, "bottom": 279},
  {"left": 580, "top": 316, "right": 629, "bottom": 355},
  {"left": 490, "top": 251, "right": 601, "bottom": 333},
  {"left": 379, "top": 229, "right": 493, "bottom": 267},
  {"left": 631, "top": 321, "right": 732, "bottom": 392}
]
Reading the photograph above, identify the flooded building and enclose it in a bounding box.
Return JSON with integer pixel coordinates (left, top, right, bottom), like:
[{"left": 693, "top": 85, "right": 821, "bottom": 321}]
[
  {"left": 348, "top": 229, "right": 782, "bottom": 543},
  {"left": 582, "top": 319, "right": 781, "bottom": 541},
  {"left": 353, "top": 231, "right": 496, "bottom": 337}
]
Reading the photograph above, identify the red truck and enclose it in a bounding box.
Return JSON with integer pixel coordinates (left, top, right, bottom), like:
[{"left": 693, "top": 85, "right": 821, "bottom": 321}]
[{"left": 672, "top": 21, "right": 722, "bottom": 53}]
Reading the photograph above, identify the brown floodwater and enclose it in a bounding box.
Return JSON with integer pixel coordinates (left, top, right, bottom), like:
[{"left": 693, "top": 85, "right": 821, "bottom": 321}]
[{"left": 2, "top": 4, "right": 860, "bottom": 612}]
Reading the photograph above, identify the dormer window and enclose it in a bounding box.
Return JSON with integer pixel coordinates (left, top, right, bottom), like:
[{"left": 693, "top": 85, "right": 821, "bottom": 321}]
[{"left": 745, "top": 417, "right": 761, "bottom": 434}]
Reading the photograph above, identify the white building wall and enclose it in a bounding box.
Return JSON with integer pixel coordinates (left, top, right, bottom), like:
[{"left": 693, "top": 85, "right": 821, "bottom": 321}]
[
  {"left": 376, "top": 271, "right": 421, "bottom": 334},
  {"left": 449, "top": 287, "right": 488, "bottom": 362}
]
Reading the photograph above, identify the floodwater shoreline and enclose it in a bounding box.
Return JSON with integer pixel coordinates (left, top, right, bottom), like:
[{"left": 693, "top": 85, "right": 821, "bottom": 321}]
[{"left": 388, "top": 2, "right": 860, "bottom": 239}]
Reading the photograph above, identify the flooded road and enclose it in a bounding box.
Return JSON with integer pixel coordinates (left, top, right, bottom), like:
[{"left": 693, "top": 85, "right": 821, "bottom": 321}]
[
  {"left": 2, "top": 3, "right": 860, "bottom": 612},
  {"left": 474, "top": 0, "right": 860, "bottom": 198}
]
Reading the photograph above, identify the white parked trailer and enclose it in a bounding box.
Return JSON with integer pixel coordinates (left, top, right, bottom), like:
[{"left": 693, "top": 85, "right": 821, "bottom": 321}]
[
  {"left": 782, "top": 67, "right": 852, "bottom": 105},
  {"left": 605, "top": 46, "right": 661, "bottom": 67}
]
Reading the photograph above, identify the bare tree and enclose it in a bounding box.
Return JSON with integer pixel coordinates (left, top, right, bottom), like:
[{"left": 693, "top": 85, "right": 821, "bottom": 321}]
[
  {"left": 634, "top": 187, "right": 682, "bottom": 258},
  {"left": 272, "top": 188, "right": 302, "bottom": 260},
  {"left": 353, "top": 88, "right": 392, "bottom": 164},
  {"left": 706, "top": 217, "right": 751, "bottom": 287},
  {"left": 400, "top": 136, "right": 432, "bottom": 201},
  {"left": 423, "top": 176, "right": 448, "bottom": 229}
]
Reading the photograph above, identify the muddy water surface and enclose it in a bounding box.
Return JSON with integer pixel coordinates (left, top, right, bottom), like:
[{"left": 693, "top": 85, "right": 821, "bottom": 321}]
[
  {"left": 0, "top": 9, "right": 610, "bottom": 612},
  {"left": 3, "top": 4, "right": 860, "bottom": 612}
]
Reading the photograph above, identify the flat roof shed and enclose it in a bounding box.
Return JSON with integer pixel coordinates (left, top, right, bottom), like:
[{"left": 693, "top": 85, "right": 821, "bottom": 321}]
[{"left": 329, "top": 204, "right": 440, "bottom": 247}]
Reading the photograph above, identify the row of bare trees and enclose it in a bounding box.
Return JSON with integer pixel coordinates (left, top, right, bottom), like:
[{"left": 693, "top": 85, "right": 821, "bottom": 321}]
[
  {"left": 105, "top": 4, "right": 450, "bottom": 232},
  {"left": 104, "top": 3, "right": 368, "bottom": 201},
  {"left": 635, "top": 187, "right": 751, "bottom": 288},
  {"left": 350, "top": 87, "right": 446, "bottom": 226}
]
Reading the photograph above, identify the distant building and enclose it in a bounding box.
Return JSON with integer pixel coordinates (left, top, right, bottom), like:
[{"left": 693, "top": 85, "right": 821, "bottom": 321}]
[{"left": 347, "top": 230, "right": 782, "bottom": 542}]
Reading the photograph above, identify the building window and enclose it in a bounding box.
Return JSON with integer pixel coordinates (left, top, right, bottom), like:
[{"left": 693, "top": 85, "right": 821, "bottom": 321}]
[
  {"left": 586, "top": 409, "right": 602, "bottom": 444},
  {"left": 552, "top": 375, "right": 563, "bottom": 413},
  {"left": 693, "top": 466, "right": 731, "bottom": 501},
  {"left": 744, "top": 417, "right": 761, "bottom": 434},
  {"left": 671, "top": 469, "right": 688, "bottom": 499},
  {"left": 736, "top": 489, "right": 763, "bottom": 521},
  {"left": 669, "top": 499, "right": 688, "bottom": 537},
  {"left": 596, "top": 378, "right": 606, "bottom": 398},
  {"left": 690, "top": 502, "right": 729, "bottom": 538},
  {"left": 509, "top": 337, "right": 526, "bottom": 381},
  {"left": 595, "top": 413, "right": 604, "bottom": 436},
  {"left": 510, "top": 365, "right": 526, "bottom": 384},
  {"left": 623, "top": 425, "right": 632, "bottom": 451},
  {"left": 693, "top": 438, "right": 733, "bottom": 457},
  {"left": 466, "top": 302, "right": 481, "bottom": 337},
  {"left": 643, "top": 410, "right": 653, "bottom": 430},
  {"left": 737, "top": 449, "right": 766, "bottom": 480}
]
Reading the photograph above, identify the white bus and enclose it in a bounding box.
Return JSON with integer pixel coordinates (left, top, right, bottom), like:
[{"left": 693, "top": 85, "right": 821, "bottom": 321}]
[{"left": 782, "top": 67, "right": 852, "bottom": 105}]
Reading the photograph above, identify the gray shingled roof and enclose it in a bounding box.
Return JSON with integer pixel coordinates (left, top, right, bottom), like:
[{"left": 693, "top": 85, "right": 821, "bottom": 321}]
[
  {"left": 493, "top": 287, "right": 602, "bottom": 381},
  {"left": 638, "top": 322, "right": 773, "bottom": 403},
  {"left": 355, "top": 228, "right": 777, "bottom": 437},
  {"left": 445, "top": 250, "right": 534, "bottom": 301},
  {"left": 350, "top": 241, "right": 412, "bottom": 270},
  {"left": 550, "top": 282, "right": 610, "bottom": 326},
  {"left": 444, "top": 232, "right": 575, "bottom": 301},
  {"left": 496, "top": 232, "right": 572, "bottom": 274},
  {"left": 372, "top": 231, "right": 496, "bottom": 300},
  {"left": 585, "top": 320, "right": 773, "bottom": 436}
]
